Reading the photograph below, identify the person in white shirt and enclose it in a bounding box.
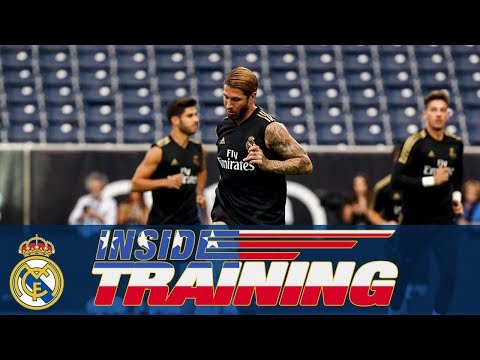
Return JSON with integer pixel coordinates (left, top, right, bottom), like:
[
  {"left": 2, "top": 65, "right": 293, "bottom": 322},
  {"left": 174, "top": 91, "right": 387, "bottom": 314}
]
[{"left": 68, "top": 171, "right": 117, "bottom": 225}]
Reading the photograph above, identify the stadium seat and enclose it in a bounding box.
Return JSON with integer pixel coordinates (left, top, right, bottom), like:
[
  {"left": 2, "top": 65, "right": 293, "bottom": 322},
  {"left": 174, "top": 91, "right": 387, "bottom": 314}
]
[
  {"left": 384, "top": 86, "right": 418, "bottom": 107},
  {"left": 82, "top": 85, "right": 115, "bottom": 105},
  {"left": 286, "top": 123, "right": 310, "bottom": 144},
  {"left": 348, "top": 88, "right": 380, "bottom": 106},
  {"left": 343, "top": 49, "right": 373, "bottom": 72},
  {"left": 38, "top": 46, "right": 71, "bottom": 69},
  {"left": 45, "top": 103, "right": 79, "bottom": 125},
  {"left": 316, "top": 123, "right": 348, "bottom": 145},
  {"left": 77, "top": 45, "right": 110, "bottom": 69},
  {"left": 391, "top": 122, "right": 422, "bottom": 144},
  {"left": 43, "top": 84, "right": 76, "bottom": 104},
  {"left": 116, "top": 46, "right": 148, "bottom": 70},
  {"left": 344, "top": 70, "right": 376, "bottom": 88},
  {"left": 452, "top": 53, "right": 480, "bottom": 71},
  {"left": 8, "top": 103, "right": 41, "bottom": 125},
  {"left": 4, "top": 84, "right": 37, "bottom": 104},
  {"left": 269, "top": 69, "right": 302, "bottom": 88},
  {"left": 274, "top": 87, "right": 306, "bottom": 106},
  {"left": 3, "top": 68, "right": 35, "bottom": 87},
  {"left": 1, "top": 46, "right": 33, "bottom": 69},
  {"left": 308, "top": 70, "right": 339, "bottom": 88},
  {"left": 274, "top": 105, "right": 308, "bottom": 125},
  {"left": 199, "top": 104, "right": 225, "bottom": 125},
  {"left": 8, "top": 123, "right": 41, "bottom": 143},
  {"left": 382, "top": 69, "right": 414, "bottom": 88},
  {"left": 445, "top": 110, "right": 462, "bottom": 136},
  {"left": 313, "top": 104, "right": 346, "bottom": 125},
  {"left": 159, "top": 86, "right": 192, "bottom": 109},
  {"left": 417, "top": 69, "right": 451, "bottom": 91},
  {"left": 123, "top": 123, "right": 155, "bottom": 144},
  {"left": 305, "top": 48, "right": 336, "bottom": 71},
  {"left": 118, "top": 68, "right": 151, "bottom": 88},
  {"left": 41, "top": 67, "right": 73, "bottom": 87},
  {"left": 78, "top": 68, "right": 112, "bottom": 89},
  {"left": 416, "top": 53, "right": 448, "bottom": 71},
  {"left": 459, "top": 87, "right": 480, "bottom": 107},
  {"left": 192, "top": 48, "right": 225, "bottom": 70},
  {"left": 389, "top": 105, "right": 421, "bottom": 127},
  {"left": 231, "top": 46, "right": 263, "bottom": 71},
  {"left": 85, "top": 123, "right": 117, "bottom": 143},
  {"left": 379, "top": 52, "right": 410, "bottom": 71},
  {"left": 200, "top": 124, "right": 218, "bottom": 144},
  {"left": 414, "top": 45, "right": 444, "bottom": 55},
  {"left": 121, "top": 87, "right": 153, "bottom": 106},
  {"left": 456, "top": 70, "right": 480, "bottom": 89},
  {"left": 450, "top": 45, "right": 480, "bottom": 55},
  {"left": 155, "top": 47, "right": 187, "bottom": 70},
  {"left": 377, "top": 45, "right": 409, "bottom": 53},
  {"left": 467, "top": 122, "right": 480, "bottom": 145},
  {"left": 310, "top": 85, "right": 342, "bottom": 106},
  {"left": 123, "top": 104, "right": 155, "bottom": 124},
  {"left": 197, "top": 85, "right": 223, "bottom": 106},
  {"left": 350, "top": 105, "right": 383, "bottom": 125},
  {"left": 268, "top": 48, "right": 299, "bottom": 70},
  {"left": 353, "top": 123, "right": 386, "bottom": 145},
  {"left": 84, "top": 104, "right": 116, "bottom": 124},
  {"left": 157, "top": 69, "right": 190, "bottom": 87},
  {"left": 46, "top": 123, "right": 79, "bottom": 143}
]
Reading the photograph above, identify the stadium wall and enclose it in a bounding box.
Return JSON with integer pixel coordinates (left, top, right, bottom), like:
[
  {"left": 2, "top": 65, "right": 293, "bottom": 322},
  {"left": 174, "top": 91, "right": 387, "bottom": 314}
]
[{"left": 2, "top": 144, "right": 480, "bottom": 225}]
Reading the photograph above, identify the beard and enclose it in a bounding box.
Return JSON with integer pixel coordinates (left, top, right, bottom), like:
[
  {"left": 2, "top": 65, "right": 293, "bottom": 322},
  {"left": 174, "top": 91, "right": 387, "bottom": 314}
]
[
  {"left": 179, "top": 122, "right": 197, "bottom": 136},
  {"left": 228, "top": 103, "right": 249, "bottom": 122}
]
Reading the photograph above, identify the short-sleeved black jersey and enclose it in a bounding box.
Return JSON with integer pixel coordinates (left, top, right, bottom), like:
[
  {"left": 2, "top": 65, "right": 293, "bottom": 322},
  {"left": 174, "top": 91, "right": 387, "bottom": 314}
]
[
  {"left": 369, "top": 174, "right": 403, "bottom": 223},
  {"left": 392, "top": 129, "right": 464, "bottom": 224},
  {"left": 148, "top": 136, "right": 204, "bottom": 225},
  {"left": 211, "top": 107, "right": 287, "bottom": 225}
]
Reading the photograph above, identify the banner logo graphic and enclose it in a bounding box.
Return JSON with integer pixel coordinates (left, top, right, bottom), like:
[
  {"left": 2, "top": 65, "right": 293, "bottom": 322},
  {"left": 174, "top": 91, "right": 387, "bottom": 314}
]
[{"left": 10, "top": 234, "right": 64, "bottom": 310}]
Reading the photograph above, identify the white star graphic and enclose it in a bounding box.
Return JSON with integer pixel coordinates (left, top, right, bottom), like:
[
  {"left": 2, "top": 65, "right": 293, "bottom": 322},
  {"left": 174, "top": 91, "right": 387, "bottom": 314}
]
[
  {"left": 110, "top": 236, "right": 119, "bottom": 250},
  {"left": 172, "top": 232, "right": 184, "bottom": 249},
  {"left": 137, "top": 232, "right": 150, "bottom": 250},
  {"left": 100, "top": 232, "right": 109, "bottom": 250},
  {"left": 204, "top": 230, "right": 218, "bottom": 248}
]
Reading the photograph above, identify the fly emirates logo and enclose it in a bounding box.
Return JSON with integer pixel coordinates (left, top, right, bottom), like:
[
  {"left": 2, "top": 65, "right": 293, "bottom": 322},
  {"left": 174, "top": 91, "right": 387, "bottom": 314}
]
[
  {"left": 423, "top": 159, "right": 455, "bottom": 176},
  {"left": 217, "top": 149, "right": 255, "bottom": 172}
]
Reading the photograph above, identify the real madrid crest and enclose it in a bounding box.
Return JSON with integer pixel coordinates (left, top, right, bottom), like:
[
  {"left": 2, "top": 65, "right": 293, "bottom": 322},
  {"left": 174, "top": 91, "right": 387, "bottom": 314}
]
[
  {"left": 245, "top": 136, "right": 256, "bottom": 150},
  {"left": 10, "top": 234, "right": 64, "bottom": 310},
  {"left": 449, "top": 147, "right": 457, "bottom": 159}
]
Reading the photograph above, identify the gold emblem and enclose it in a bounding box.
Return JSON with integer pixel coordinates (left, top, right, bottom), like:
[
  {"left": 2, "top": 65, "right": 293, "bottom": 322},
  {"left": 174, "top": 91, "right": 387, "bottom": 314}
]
[
  {"left": 193, "top": 155, "right": 200, "bottom": 167},
  {"left": 393, "top": 192, "right": 401, "bottom": 201},
  {"left": 449, "top": 147, "right": 457, "bottom": 159},
  {"left": 427, "top": 150, "right": 435, "bottom": 158},
  {"left": 245, "top": 136, "right": 256, "bottom": 150},
  {"left": 170, "top": 158, "right": 179, "bottom": 166},
  {"left": 10, "top": 234, "right": 64, "bottom": 310}
]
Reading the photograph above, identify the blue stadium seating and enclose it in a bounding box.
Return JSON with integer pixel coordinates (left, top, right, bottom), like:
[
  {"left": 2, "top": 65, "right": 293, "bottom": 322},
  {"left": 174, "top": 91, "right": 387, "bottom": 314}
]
[{"left": 0, "top": 45, "right": 479, "bottom": 145}]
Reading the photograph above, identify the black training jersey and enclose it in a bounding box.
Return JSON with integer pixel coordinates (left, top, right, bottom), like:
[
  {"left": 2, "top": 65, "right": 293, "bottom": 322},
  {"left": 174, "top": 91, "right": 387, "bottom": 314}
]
[
  {"left": 148, "top": 136, "right": 203, "bottom": 225},
  {"left": 392, "top": 129, "right": 464, "bottom": 224},
  {"left": 212, "top": 107, "right": 287, "bottom": 225},
  {"left": 369, "top": 174, "right": 403, "bottom": 223}
]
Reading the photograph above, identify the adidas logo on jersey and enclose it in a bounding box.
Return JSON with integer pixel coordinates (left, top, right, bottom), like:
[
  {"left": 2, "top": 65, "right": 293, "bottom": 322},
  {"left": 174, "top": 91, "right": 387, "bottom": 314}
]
[{"left": 219, "top": 137, "right": 225, "bottom": 145}]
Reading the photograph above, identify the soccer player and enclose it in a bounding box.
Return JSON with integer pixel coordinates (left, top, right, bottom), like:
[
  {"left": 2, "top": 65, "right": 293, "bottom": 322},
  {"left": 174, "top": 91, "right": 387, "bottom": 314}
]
[
  {"left": 368, "top": 146, "right": 403, "bottom": 226},
  {"left": 131, "top": 97, "right": 207, "bottom": 225},
  {"left": 388, "top": 90, "right": 464, "bottom": 315},
  {"left": 211, "top": 66, "right": 313, "bottom": 225}
]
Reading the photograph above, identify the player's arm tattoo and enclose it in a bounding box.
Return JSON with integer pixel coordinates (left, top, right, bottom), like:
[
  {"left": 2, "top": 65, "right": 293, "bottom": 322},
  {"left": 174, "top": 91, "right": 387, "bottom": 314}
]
[{"left": 264, "top": 122, "right": 313, "bottom": 175}]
